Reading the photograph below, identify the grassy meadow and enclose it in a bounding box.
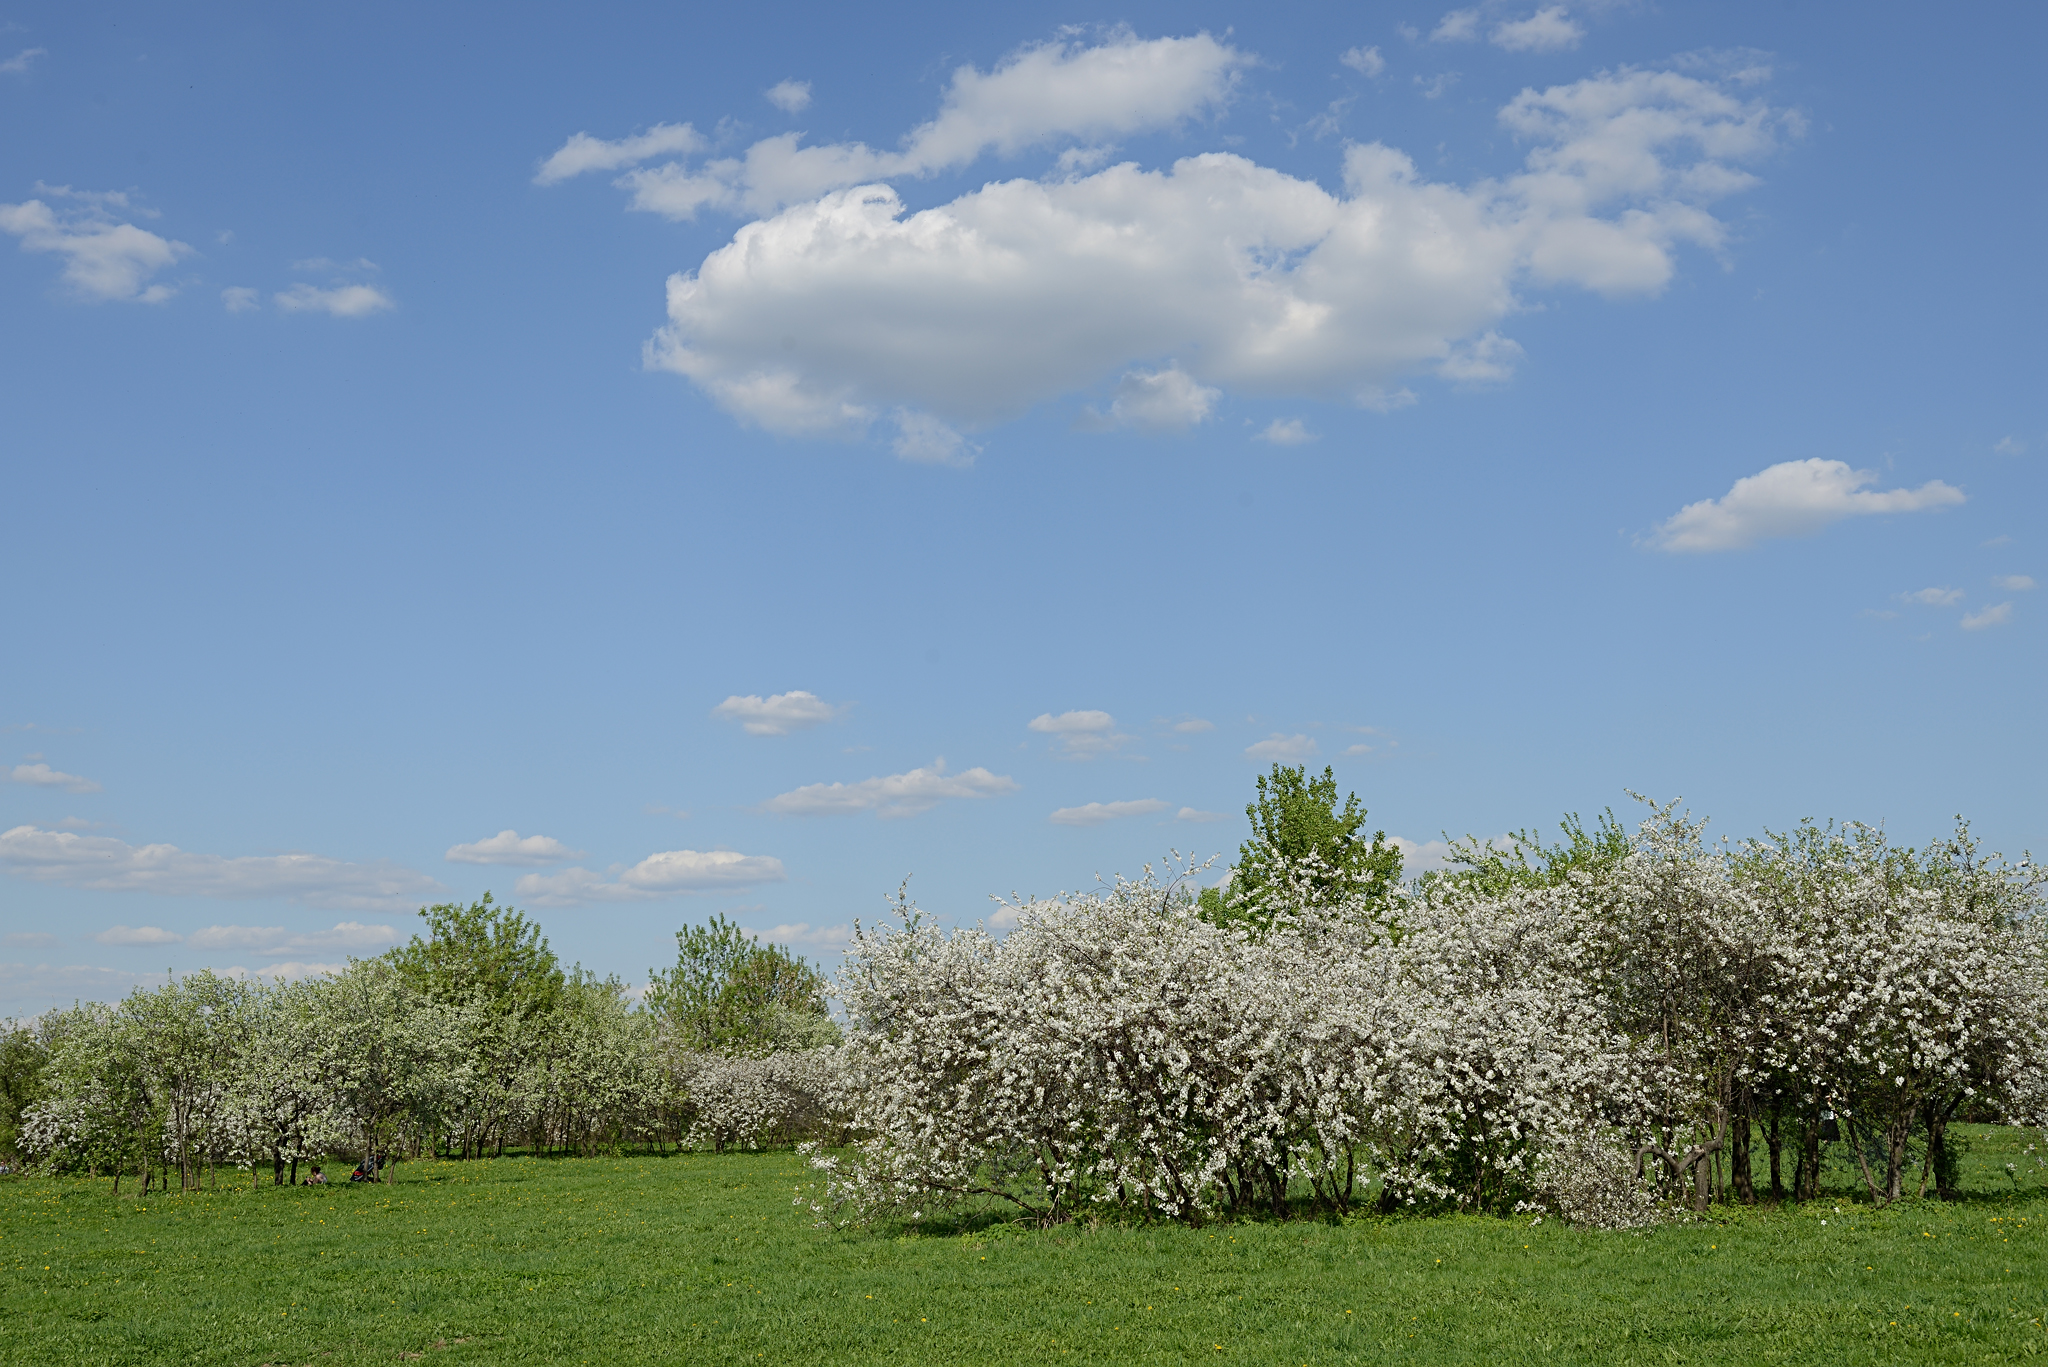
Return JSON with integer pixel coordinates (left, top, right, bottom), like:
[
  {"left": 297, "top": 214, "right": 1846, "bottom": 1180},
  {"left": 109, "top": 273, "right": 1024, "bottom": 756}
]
[{"left": 6, "top": 1126, "right": 2048, "bottom": 1365}]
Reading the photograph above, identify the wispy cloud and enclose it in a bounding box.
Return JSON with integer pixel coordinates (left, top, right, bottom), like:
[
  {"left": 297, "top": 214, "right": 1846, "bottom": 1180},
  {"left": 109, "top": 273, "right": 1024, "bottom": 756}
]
[
  {"left": 1992, "top": 574, "right": 2035, "bottom": 592},
  {"left": 713, "top": 690, "right": 844, "bottom": 735},
  {"left": 1048, "top": 798, "right": 1168, "bottom": 827},
  {"left": 765, "top": 80, "right": 813, "bottom": 114},
  {"left": 0, "top": 190, "right": 190, "bottom": 301},
  {"left": 275, "top": 282, "right": 394, "bottom": 317},
  {"left": 0, "top": 825, "right": 446, "bottom": 911},
  {"left": 1175, "top": 807, "right": 1227, "bottom": 823},
  {"left": 444, "top": 830, "right": 583, "bottom": 866},
  {"left": 93, "top": 924, "right": 183, "bottom": 946},
  {"left": 8, "top": 762, "right": 100, "bottom": 793},
  {"left": 1961, "top": 603, "right": 2012, "bottom": 631},
  {"left": 515, "top": 848, "right": 786, "bottom": 906},
  {"left": 764, "top": 760, "right": 1016, "bottom": 818},
  {"left": 1339, "top": 45, "right": 1385, "bottom": 77},
  {"left": 186, "top": 922, "right": 398, "bottom": 956},
  {"left": 1028, "top": 710, "right": 1132, "bottom": 758},
  {"left": 0, "top": 46, "right": 46, "bottom": 74},
  {"left": 1245, "top": 734, "right": 1318, "bottom": 762},
  {"left": 1649, "top": 459, "right": 1964, "bottom": 552},
  {"left": 1255, "top": 417, "right": 1316, "bottom": 445},
  {"left": 1900, "top": 587, "right": 1963, "bottom": 607},
  {"left": 1491, "top": 7, "right": 1584, "bottom": 52},
  {"left": 533, "top": 122, "right": 706, "bottom": 186}
]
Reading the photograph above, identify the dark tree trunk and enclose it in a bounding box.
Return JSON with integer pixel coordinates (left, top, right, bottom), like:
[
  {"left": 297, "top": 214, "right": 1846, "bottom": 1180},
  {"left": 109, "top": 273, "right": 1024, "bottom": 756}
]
[
  {"left": 1766, "top": 1104, "right": 1784, "bottom": 1201},
  {"left": 1925, "top": 1102, "right": 1957, "bottom": 1201},
  {"left": 1730, "top": 1090, "right": 1756, "bottom": 1204},
  {"left": 1793, "top": 1118, "right": 1821, "bottom": 1203}
]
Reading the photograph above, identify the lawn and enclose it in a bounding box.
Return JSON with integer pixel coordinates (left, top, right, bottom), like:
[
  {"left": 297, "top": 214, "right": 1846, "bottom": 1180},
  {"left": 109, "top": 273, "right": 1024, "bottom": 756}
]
[{"left": 4, "top": 1127, "right": 2046, "bottom": 1365}]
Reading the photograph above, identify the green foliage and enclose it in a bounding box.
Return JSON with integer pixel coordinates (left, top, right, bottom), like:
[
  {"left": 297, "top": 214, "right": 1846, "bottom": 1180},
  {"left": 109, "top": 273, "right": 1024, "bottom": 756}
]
[
  {"left": 4, "top": 1136, "right": 2046, "bottom": 1366},
  {"left": 0, "top": 1023, "right": 51, "bottom": 1161},
  {"left": 1433, "top": 808, "right": 1634, "bottom": 895},
  {"left": 388, "top": 893, "right": 565, "bottom": 1020},
  {"left": 1198, "top": 764, "right": 1402, "bottom": 929},
  {"left": 646, "top": 916, "right": 836, "bottom": 1054}
]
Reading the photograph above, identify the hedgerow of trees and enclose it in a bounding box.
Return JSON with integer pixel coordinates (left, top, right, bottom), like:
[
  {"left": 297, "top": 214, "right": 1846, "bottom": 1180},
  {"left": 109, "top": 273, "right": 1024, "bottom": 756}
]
[{"left": 9, "top": 770, "right": 2047, "bottom": 1231}]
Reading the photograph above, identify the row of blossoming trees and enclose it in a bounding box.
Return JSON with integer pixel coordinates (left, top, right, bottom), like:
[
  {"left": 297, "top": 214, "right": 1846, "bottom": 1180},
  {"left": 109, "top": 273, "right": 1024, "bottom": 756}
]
[
  {"left": 7, "top": 782, "right": 2046, "bottom": 1228},
  {"left": 4, "top": 901, "right": 839, "bottom": 1191},
  {"left": 812, "top": 796, "right": 2047, "bottom": 1228}
]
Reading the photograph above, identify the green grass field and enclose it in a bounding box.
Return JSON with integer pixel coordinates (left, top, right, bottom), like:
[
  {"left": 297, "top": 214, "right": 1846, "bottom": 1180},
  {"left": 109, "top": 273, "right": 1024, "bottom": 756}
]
[{"left": 5, "top": 1127, "right": 2047, "bottom": 1365}]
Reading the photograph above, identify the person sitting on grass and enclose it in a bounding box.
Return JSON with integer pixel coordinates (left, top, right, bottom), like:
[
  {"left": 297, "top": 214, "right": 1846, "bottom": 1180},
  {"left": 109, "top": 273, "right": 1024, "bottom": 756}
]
[{"left": 304, "top": 1165, "right": 325, "bottom": 1185}]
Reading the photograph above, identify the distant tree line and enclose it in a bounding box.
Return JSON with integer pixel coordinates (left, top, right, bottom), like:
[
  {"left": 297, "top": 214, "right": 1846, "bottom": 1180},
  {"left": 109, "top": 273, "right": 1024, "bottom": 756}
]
[{"left": 5, "top": 896, "right": 837, "bottom": 1189}]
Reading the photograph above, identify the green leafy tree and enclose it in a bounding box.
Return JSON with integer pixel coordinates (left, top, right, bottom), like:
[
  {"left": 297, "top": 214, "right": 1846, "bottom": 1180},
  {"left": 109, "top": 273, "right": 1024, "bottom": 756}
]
[
  {"left": 646, "top": 916, "right": 835, "bottom": 1054},
  {"left": 1435, "top": 809, "right": 1633, "bottom": 895},
  {"left": 388, "top": 893, "right": 565, "bottom": 1021},
  {"left": 1198, "top": 764, "right": 1403, "bottom": 929},
  {"left": 0, "top": 1022, "right": 52, "bottom": 1163}
]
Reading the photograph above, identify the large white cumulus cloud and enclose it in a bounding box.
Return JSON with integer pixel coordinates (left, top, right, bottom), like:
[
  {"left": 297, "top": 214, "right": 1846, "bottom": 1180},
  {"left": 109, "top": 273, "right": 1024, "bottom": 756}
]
[{"left": 552, "top": 36, "right": 1793, "bottom": 446}]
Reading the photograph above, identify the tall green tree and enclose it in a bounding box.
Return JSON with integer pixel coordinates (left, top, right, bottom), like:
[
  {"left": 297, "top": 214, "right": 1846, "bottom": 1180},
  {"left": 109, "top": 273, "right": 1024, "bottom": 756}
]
[
  {"left": 0, "top": 1022, "right": 52, "bottom": 1162},
  {"left": 388, "top": 893, "right": 565, "bottom": 1020},
  {"left": 646, "top": 916, "right": 834, "bottom": 1054},
  {"left": 1199, "top": 764, "right": 1403, "bottom": 929}
]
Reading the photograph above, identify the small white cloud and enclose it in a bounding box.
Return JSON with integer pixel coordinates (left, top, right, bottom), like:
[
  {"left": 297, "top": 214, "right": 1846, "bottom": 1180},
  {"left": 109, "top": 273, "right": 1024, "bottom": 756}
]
[
  {"left": 1342, "top": 743, "right": 1375, "bottom": 756},
  {"left": 1245, "top": 733, "right": 1318, "bottom": 762},
  {"left": 290, "top": 256, "right": 378, "bottom": 274},
  {"left": 1029, "top": 710, "right": 1131, "bottom": 758},
  {"left": 8, "top": 762, "right": 100, "bottom": 793},
  {"left": 444, "top": 830, "right": 583, "bottom": 866},
  {"left": 534, "top": 122, "right": 705, "bottom": 185},
  {"left": 94, "top": 925, "right": 183, "bottom": 946},
  {"left": 221, "top": 285, "right": 259, "bottom": 313},
  {"left": 0, "top": 193, "right": 190, "bottom": 301},
  {"left": 1, "top": 46, "right": 47, "bottom": 74},
  {"left": 1430, "top": 9, "right": 1481, "bottom": 41},
  {"left": 1171, "top": 717, "right": 1215, "bottom": 734},
  {"left": 1901, "top": 587, "right": 1963, "bottom": 607},
  {"left": 714, "top": 690, "right": 844, "bottom": 736},
  {"left": 1993, "top": 436, "right": 2027, "bottom": 455},
  {"left": 762, "top": 921, "right": 851, "bottom": 949},
  {"left": 1078, "top": 365, "right": 1219, "bottom": 432},
  {"left": 765, "top": 80, "right": 813, "bottom": 114},
  {"left": 1492, "top": 7, "right": 1585, "bottom": 53},
  {"left": 1048, "top": 798, "right": 1169, "bottom": 827},
  {"left": 1340, "top": 45, "right": 1385, "bottom": 77},
  {"left": 1414, "top": 72, "right": 1460, "bottom": 100},
  {"left": 892, "top": 410, "right": 978, "bottom": 466},
  {"left": 1992, "top": 574, "right": 2035, "bottom": 591},
  {"left": 1438, "top": 331, "right": 1524, "bottom": 382},
  {"left": 1388, "top": 836, "right": 1455, "bottom": 872},
  {"left": 1961, "top": 603, "right": 2012, "bottom": 631},
  {"left": 5, "top": 931, "right": 60, "bottom": 948},
  {"left": 515, "top": 848, "right": 787, "bottom": 905},
  {"left": 763, "top": 760, "right": 1016, "bottom": 818},
  {"left": 1649, "top": 459, "right": 1965, "bottom": 553},
  {"left": 1175, "top": 807, "right": 1227, "bottom": 823},
  {"left": 1256, "top": 418, "right": 1316, "bottom": 445},
  {"left": 274, "top": 282, "right": 394, "bottom": 317}
]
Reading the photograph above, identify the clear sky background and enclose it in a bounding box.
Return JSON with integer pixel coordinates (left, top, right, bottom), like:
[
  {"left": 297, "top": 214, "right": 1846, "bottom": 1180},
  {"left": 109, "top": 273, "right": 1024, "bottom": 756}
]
[{"left": 3, "top": 0, "right": 2042, "bottom": 1017}]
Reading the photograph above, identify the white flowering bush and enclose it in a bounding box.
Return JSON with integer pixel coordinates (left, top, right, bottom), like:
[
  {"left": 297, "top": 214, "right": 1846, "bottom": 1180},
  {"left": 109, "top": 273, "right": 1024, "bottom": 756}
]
[{"left": 808, "top": 809, "right": 2047, "bottom": 1230}]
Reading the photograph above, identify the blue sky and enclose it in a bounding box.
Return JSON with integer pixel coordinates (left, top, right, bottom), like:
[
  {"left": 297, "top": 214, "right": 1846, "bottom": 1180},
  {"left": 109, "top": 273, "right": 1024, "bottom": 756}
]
[{"left": 3, "top": 0, "right": 2042, "bottom": 1017}]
